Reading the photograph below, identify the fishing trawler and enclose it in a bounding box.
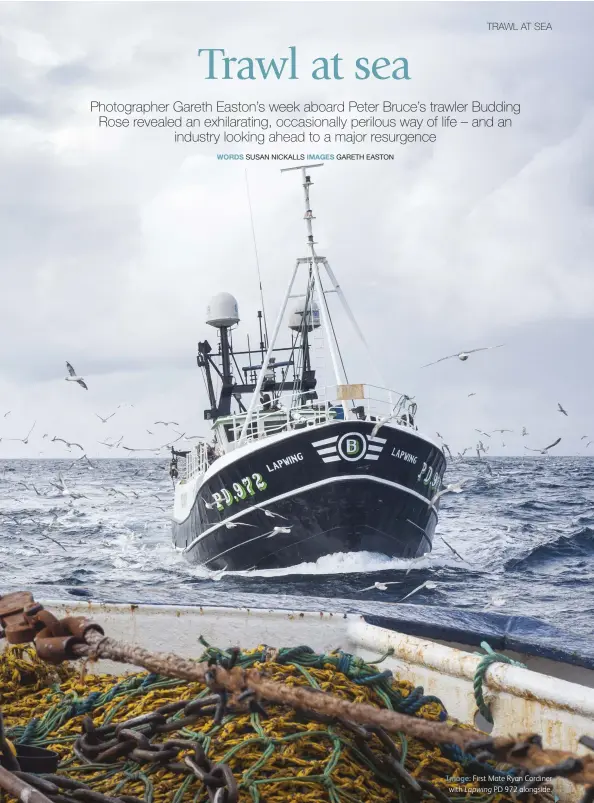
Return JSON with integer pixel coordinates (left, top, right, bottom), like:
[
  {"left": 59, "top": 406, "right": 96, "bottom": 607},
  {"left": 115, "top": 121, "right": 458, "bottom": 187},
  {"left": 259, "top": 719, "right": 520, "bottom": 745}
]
[{"left": 171, "top": 165, "right": 446, "bottom": 570}]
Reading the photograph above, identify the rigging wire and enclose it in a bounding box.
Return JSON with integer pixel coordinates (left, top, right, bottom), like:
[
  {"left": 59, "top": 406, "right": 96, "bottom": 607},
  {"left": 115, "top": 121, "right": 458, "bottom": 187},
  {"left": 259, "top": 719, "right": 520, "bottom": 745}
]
[
  {"left": 245, "top": 170, "right": 269, "bottom": 347},
  {"left": 318, "top": 270, "right": 350, "bottom": 387}
]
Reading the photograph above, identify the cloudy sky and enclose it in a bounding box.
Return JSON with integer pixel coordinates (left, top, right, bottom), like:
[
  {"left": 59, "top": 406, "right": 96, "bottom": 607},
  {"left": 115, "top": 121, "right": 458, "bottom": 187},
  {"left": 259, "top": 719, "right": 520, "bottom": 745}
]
[{"left": 1, "top": 1, "right": 593, "bottom": 458}]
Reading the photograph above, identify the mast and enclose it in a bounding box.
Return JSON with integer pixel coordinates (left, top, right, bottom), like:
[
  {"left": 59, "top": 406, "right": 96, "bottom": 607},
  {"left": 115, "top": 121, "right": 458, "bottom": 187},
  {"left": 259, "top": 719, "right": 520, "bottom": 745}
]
[
  {"left": 282, "top": 164, "right": 345, "bottom": 391},
  {"left": 237, "top": 164, "right": 347, "bottom": 443}
]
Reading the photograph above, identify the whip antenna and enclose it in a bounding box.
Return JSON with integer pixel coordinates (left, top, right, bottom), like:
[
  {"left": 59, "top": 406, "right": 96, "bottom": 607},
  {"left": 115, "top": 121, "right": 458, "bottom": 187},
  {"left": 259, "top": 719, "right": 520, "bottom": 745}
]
[{"left": 245, "top": 170, "right": 269, "bottom": 346}]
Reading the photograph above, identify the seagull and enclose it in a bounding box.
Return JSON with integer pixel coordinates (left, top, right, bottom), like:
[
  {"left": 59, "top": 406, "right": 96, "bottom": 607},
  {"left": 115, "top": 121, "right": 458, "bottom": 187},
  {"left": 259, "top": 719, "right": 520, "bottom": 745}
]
[
  {"left": 490, "top": 429, "right": 513, "bottom": 434},
  {"left": 155, "top": 421, "right": 179, "bottom": 426},
  {"left": 587, "top": 441, "right": 593, "bottom": 448},
  {"left": 49, "top": 475, "right": 70, "bottom": 496},
  {"left": 65, "top": 362, "right": 88, "bottom": 390},
  {"left": 442, "top": 443, "right": 452, "bottom": 459},
  {"left": 4, "top": 422, "right": 37, "bottom": 444},
  {"left": 431, "top": 481, "right": 466, "bottom": 505},
  {"left": 467, "top": 393, "right": 476, "bottom": 397},
  {"left": 262, "top": 508, "right": 289, "bottom": 521},
  {"left": 52, "top": 437, "right": 84, "bottom": 451},
  {"left": 357, "top": 581, "right": 403, "bottom": 592},
  {"left": 580, "top": 435, "right": 589, "bottom": 440},
  {"left": 475, "top": 429, "right": 491, "bottom": 438},
  {"left": 225, "top": 521, "right": 257, "bottom": 529},
  {"left": 266, "top": 525, "right": 293, "bottom": 538},
  {"left": 3, "top": 411, "right": 10, "bottom": 417},
  {"left": 440, "top": 537, "right": 468, "bottom": 564},
  {"left": 370, "top": 395, "right": 415, "bottom": 438},
  {"left": 524, "top": 437, "right": 561, "bottom": 455},
  {"left": 104, "top": 486, "right": 128, "bottom": 498},
  {"left": 405, "top": 553, "right": 430, "bottom": 574},
  {"left": 457, "top": 448, "right": 470, "bottom": 457},
  {"left": 400, "top": 580, "right": 439, "bottom": 601},
  {"left": 522, "top": 427, "right": 528, "bottom": 437},
  {"left": 99, "top": 436, "right": 123, "bottom": 449},
  {"left": 66, "top": 454, "right": 94, "bottom": 470},
  {"left": 421, "top": 345, "right": 504, "bottom": 368},
  {"left": 557, "top": 403, "right": 568, "bottom": 416},
  {"left": 95, "top": 412, "right": 116, "bottom": 423}
]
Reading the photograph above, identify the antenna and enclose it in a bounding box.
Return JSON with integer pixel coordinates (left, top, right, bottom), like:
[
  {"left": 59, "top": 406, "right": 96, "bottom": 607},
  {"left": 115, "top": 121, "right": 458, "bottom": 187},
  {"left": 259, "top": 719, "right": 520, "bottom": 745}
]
[{"left": 245, "top": 170, "right": 269, "bottom": 346}]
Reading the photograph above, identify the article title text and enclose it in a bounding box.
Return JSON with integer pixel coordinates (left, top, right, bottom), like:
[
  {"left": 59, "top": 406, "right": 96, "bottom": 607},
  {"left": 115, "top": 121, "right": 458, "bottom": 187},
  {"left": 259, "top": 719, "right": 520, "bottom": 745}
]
[{"left": 197, "top": 47, "right": 410, "bottom": 80}]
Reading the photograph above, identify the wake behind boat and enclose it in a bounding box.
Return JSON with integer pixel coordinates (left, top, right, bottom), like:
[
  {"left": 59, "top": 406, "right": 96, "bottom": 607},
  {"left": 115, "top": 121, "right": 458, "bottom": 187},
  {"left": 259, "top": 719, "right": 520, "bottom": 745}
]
[{"left": 171, "top": 165, "right": 446, "bottom": 570}]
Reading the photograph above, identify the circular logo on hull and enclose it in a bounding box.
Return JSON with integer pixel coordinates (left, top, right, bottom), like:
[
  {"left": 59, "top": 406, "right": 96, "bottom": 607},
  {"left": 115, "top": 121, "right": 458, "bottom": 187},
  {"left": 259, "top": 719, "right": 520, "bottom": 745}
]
[{"left": 337, "top": 432, "right": 368, "bottom": 461}]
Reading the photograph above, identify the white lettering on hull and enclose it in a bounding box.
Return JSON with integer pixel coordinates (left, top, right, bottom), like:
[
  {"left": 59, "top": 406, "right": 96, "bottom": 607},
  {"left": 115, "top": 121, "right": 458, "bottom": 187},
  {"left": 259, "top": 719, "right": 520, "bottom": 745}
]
[
  {"left": 391, "top": 448, "right": 418, "bottom": 465},
  {"left": 266, "top": 452, "right": 304, "bottom": 473}
]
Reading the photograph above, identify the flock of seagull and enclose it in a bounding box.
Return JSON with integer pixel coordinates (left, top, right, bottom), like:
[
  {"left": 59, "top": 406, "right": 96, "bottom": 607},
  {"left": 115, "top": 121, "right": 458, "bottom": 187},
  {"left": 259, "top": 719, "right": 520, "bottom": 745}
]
[
  {"left": 0, "top": 350, "right": 589, "bottom": 607},
  {"left": 0, "top": 362, "right": 204, "bottom": 460},
  {"left": 419, "top": 344, "right": 590, "bottom": 458}
]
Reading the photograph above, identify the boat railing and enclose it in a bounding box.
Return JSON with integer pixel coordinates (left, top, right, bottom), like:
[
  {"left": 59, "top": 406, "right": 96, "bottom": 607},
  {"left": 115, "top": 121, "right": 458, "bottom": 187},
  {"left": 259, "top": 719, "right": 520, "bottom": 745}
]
[
  {"left": 178, "top": 441, "right": 210, "bottom": 481},
  {"left": 221, "top": 384, "right": 415, "bottom": 448}
]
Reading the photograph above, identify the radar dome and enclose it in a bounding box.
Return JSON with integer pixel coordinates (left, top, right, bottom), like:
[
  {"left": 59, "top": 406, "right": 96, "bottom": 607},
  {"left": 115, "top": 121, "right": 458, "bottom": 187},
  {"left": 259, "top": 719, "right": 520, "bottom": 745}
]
[
  {"left": 206, "top": 293, "right": 240, "bottom": 328},
  {"left": 288, "top": 299, "right": 321, "bottom": 332}
]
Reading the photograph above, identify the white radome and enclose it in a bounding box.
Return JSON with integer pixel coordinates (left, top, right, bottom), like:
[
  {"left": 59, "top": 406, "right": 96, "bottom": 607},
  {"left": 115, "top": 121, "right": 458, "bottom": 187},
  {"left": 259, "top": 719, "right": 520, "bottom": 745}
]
[
  {"left": 206, "top": 292, "right": 240, "bottom": 328},
  {"left": 288, "top": 299, "right": 321, "bottom": 332}
]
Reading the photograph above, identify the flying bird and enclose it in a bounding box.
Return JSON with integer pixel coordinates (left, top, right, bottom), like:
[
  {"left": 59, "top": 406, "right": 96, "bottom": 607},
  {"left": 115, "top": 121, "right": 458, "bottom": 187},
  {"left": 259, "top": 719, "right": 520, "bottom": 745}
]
[
  {"left": 225, "top": 521, "right": 257, "bottom": 529},
  {"left": 580, "top": 435, "right": 589, "bottom": 440},
  {"left": 557, "top": 403, "right": 568, "bottom": 416},
  {"left": 356, "top": 581, "right": 403, "bottom": 593},
  {"left": 65, "top": 362, "right": 88, "bottom": 390},
  {"left": 266, "top": 525, "right": 293, "bottom": 538},
  {"left": 370, "top": 395, "right": 415, "bottom": 438},
  {"left": 524, "top": 437, "right": 561, "bottom": 455},
  {"left": 475, "top": 429, "right": 491, "bottom": 438},
  {"left": 490, "top": 429, "right": 513, "bottom": 434},
  {"left": 587, "top": 441, "right": 593, "bottom": 448},
  {"left": 431, "top": 480, "right": 466, "bottom": 505},
  {"left": 440, "top": 537, "right": 468, "bottom": 564},
  {"left": 155, "top": 421, "right": 179, "bottom": 427},
  {"left": 5, "top": 422, "right": 36, "bottom": 444},
  {"left": 52, "top": 437, "right": 84, "bottom": 451},
  {"left": 400, "top": 580, "right": 439, "bottom": 602},
  {"left": 3, "top": 411, "right": 10, "bottom": 417},
  {"left": 262, "top": 508, "right": 289, "bottom": 520},
  {"left": 421, "top": 345, "right": 504, "bottom": 368},
  {"left": 522, "top": 427, "right": 528, "bottom": 437},
  {"left": 95, "top": 412, "right": 116, "bottom": 424}
]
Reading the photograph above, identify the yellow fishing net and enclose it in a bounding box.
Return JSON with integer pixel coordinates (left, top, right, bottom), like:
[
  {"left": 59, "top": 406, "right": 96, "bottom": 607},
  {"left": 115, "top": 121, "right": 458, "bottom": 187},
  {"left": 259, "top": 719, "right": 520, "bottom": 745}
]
[{"left": 0, "top": 643, "right": 532, "bottom": 803}]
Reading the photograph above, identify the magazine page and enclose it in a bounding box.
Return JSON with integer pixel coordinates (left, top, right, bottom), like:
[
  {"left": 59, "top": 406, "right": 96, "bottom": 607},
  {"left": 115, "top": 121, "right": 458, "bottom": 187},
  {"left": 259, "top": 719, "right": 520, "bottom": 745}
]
[{"left": 0, "top": 2, "right": 592, "bottom": 801}]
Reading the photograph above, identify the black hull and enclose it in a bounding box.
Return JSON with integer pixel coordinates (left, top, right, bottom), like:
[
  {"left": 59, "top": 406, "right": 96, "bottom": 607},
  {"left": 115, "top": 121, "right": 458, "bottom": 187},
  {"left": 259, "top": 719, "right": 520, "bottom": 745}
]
[{"left": 172, "top": 421, "right": 446, "bottom": 571}]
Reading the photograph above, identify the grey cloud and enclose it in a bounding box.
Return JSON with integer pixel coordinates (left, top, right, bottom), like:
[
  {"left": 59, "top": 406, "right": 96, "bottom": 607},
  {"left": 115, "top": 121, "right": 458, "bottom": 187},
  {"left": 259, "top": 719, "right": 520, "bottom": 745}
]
[{"left": 0, "top": 1, "right": 593, "bottom": 457}]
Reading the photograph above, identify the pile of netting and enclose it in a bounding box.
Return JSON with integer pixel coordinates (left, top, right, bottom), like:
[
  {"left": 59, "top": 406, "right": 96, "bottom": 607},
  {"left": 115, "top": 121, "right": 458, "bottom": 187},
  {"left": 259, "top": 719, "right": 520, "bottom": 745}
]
[{"left": 0, "top": 641, "right": 529, "bottom": 803}]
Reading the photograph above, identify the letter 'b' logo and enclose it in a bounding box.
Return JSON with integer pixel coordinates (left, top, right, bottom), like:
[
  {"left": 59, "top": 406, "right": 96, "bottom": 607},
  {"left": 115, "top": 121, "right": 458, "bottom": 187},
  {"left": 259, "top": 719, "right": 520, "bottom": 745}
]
[
  {"left": 337, "top": 432, "right": 367, "bottom": 462},
  {"left": 346, "top": 438, "right": 360, "bottom": 455}
]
